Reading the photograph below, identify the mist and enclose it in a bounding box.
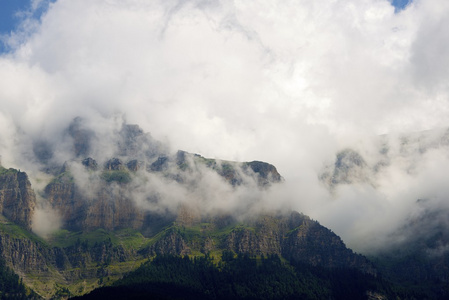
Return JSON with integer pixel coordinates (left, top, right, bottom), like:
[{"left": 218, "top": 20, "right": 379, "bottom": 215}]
[{"left": 1, "top": 0, "right": 449, "bottom": 253}]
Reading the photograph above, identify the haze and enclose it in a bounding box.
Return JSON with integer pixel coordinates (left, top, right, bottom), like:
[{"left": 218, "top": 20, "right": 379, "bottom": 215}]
[{"left": 1, "top": 0, "right": 448, "bottom": 253}]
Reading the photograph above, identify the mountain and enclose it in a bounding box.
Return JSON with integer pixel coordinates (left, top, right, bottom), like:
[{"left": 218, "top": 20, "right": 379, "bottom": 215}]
[
  {"left": 72, "top": 254, "right": 391, "bottom": 300},
  {"left": 0, "top": 118, "right": 389, "bottom": 299},
  {"left": 319, "top": 129, "right": 449, "bottom": 299},
  {"left": 0, "top": 167, "right": 36, "bottom": 230},
  {"left": 0, "top": 173, "right": 379, "bottom": 298},
  {"left": 4, "top": 118, "right": 449, "bottom": 298},
  {"left": 372, "top": 199, "right": 449, "bottom": 299}
]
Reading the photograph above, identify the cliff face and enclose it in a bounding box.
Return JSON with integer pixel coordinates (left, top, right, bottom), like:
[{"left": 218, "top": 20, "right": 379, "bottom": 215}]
[
  {"left": 0, "top": 168, "right": 36, "bottom": 230},
  {"left": 281, "top": 214, "right": 375, "bottom": 273},
  {"left": 44, "top": 155, "right": 283, "bottom": 234},
  {"left": 0, "top": 234, "right": 50, "bottom": 275},
  {"left": 320, "top": 148, "right": 371, "bottom": 189},
  {"left": 68, "top": 117, "right": 95, "bottom": 158},
  {"left": 0, "top": 119, "right": 379, "bottom": 297},
  {"left": 35, "top": 119, "right": 285, "bottom": 234},
  {"left": 83, "top": 186, "right": 144, "bottom": 231},
  {"left": 223, "top": 215, "right": 286, "bottom": 255},
  {"left": 147, "top": 229, "right": 191, "bottom": 256},
  {"left": 140, "top": 212, "right": 374, "bottom": 273},
  {"left": 45, "top": 171, "right": 145, "bottom": 232},
  {"left": 45, "top": 175, "right": 85, "bottom": 231},
  {"left": 0, "top": 165, "right": 376, "bottom": 298},
  {"left": 244, "top": 161, "right": 283, "bottom": 186},
  {"left": 0, "top": 231, "right": 135, "bottom": 275},
  {"left": 0, "top": 226, "right": 138, "bottom": 298}
]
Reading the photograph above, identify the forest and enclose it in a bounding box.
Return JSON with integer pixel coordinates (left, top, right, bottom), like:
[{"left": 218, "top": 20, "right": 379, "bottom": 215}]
[{"left": 73, "top": 252, "right": 400, "bottom": 300}]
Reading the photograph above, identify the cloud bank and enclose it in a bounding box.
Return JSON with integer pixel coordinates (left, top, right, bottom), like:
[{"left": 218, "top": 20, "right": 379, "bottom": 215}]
[{"left": 1, "top": 0, "right": 449, "bottom": 252}]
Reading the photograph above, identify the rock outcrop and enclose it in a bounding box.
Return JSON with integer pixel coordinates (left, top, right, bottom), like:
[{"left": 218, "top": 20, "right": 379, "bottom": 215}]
[
  {"left": 281, "top": 213, "right": 375, "bottom": 273},
  {"left": 146, "top": 229, "right": 191, "bottom": 256},
  {"left": 68, "top": 117, "right": 95, "bottom": 158},
  {"left": 0, "top": 230, "right": 137, "bottom": 298},
  {"left": 82, "top": 157, "right": 98, "bottom": 171},
  {"left": 0, "top": 118, "right": 380, "bottom": 298},
  {"left": 320, "top": 148, "right": 371, "bottom": 188},
  {"left": 138, "top": 211, "right": 375, "bottom": 274},
  {"left": 45, "top": 171, "right": 145, "bottom": 232},
  {"left": 244, "top": 161, "right": 283, "bottom": 186},
  {"left": 0, "top": 168, "right": 36, "bottom": 230},
  {"left": 44, "top": 174, "right": 86, "bottom": 231},
  {"left": 83, "top": 187, "right": 145, "bottom": 231}
]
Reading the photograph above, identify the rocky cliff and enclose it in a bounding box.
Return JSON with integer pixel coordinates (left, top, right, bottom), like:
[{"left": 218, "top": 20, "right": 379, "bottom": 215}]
[
  {"left": 0, "top": 118, "right": 380, "bottom": 298},
  {"left": 281, "top": 214, "right": 375, "bottom": 273},
  {"left": 0, "top": 222, "right": 139, "bottom": 298},
  {"left": 43, "top": 119, "right": 284, "bottom": 234},
  {"left": 45, "top": 169, "right": 145, "bottom": 232},
  {"left": 44, "top": 153, "right": 283, "bottom": 234},
  {"left": 142, "top": 211, "right": 375, "bottom": 274},
  {"left": 0, "top": 165, "right": 377, "bottom": 298},
  {"left": 0, "top": 167, "right": 36, "bottom": 230}
]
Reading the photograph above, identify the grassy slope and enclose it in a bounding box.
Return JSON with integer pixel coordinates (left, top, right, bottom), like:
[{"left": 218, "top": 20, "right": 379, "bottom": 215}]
[
  {"left": 0, "top": 203, "right": 268, "bottom": 299},
  {"left": 0, "top": 220, "right": 150, "bottom": 298}
]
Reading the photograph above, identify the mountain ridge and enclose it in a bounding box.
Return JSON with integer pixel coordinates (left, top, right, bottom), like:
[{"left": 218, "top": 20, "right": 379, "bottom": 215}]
[
  {"left": 0, "top": 158, "right": 376, "bottom": 298},
  {"left": 0, "top": 117, "right": 441, "bottom": 298}
]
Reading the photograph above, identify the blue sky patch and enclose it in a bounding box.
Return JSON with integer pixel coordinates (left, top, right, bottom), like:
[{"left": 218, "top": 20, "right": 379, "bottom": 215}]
[
  {"left": 0, "top": 0, "right": 55, "bottom": 52},
  {"left": 391, "top": 0, "right": 412, "bottom": 12},
  {"left": 0, "top": 0, "right": 30, "bottom": 34}
]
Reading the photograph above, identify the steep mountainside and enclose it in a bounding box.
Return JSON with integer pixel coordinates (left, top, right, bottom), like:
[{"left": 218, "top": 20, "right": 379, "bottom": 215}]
[
  {"left": 0, "top": 207, "right": 377, "bottom": 298},
  {"left": 318, "top": 129, "right": 449, "bottom": 298},
  {"left": 0, "top": 167, "right": 36, "bottom": 230},
  {"left": 371, "top": 201, "right": 449, "bottom": 298},
  {"left": 142, "top": 211, "right": 375, "bottom": 274},
  {"left": 0, "top": 164, "right": 376, "bottom": 298},
  {"left": 43, "top": 153, "right": 282, "bottom": 233},
  {"left": 73, "top": 254, "right": 392, "bottom": 300},
  {"left": 0, "top": 118, "right": 389, "bottom": 298},
  {"left": 39, "top": 118, "right": 283, "bottom": 233}
]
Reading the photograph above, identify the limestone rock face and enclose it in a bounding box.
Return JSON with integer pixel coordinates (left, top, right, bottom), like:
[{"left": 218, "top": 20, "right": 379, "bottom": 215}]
[
  {"left": 83, "top": 186, "right": 145, "bottom": 231},
  {"left": 225, "top": 212, "right": 374, "bottom": 273},
  {"left": 320, "top": 148, "right": 370, "bottom": 188},
  {"left": 68, "top": 117, "right": 95, "bottom": 158},
  {"left": 280, "top": 213, "right": 375, "bottom": 274},
  {"left": 82, "top": 157, "right": 98, "bottom": 171},
  {"left": 44, "top": 175, "right": 86, "bottom": 231},
  {"left": 117, "top": 124, "right": 167, "bottom": 160},
  {"left": 0, "top": 234, "right": 51, "bottom": 274},
  {"left": 0, "top": 231, "right": 136, "bottom": 297},
  {"left": 45, "top": 173, "right": 145, "bottom": 232},
  {"left": 149, "top": 156, "right": 169, "bottom": 172},
  {"left": 137, "top": 211, "right": 375, "bottom": 274},
  {"left": 104, "top": 158, "right": 125, "bottom": 171},
  {"left": 244, "top": 161, "right": 283, "bottom": 185},
  {"left": 0, "top": 117, "right": 384, "bottom": 297},
  {"left": 223, "top": 215, "right": 286, "bottom": 255},
  {"left": 126, "top": 160, "right": 143, "bottom": 172},
  {"left": 147, "top": 230, "right": 190, "bottom": 256},
  {"left": 0, "top": 169, "right": 36, "bottom": 230}
]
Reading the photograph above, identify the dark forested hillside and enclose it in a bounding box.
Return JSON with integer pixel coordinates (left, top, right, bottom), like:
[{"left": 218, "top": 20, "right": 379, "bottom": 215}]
[{"left": 72, "top": 253, "right": 396, "bottom": 300}]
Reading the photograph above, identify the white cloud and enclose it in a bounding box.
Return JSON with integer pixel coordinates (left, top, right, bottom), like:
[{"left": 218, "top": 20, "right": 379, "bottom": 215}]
[{"left": 1, "top": 0, "right": 449, "bottom": 251}]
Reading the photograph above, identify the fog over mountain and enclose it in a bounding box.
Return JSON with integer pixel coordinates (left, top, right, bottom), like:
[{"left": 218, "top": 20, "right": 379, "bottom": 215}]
[{"left": 1, "top": 0, "right": 449, "bottom": 254}]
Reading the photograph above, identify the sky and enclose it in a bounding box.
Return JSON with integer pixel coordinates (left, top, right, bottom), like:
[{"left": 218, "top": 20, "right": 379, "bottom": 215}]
[
  {"left": 0, "top": 0, "right": 411, "bottom": 50},
  {"left": 0, "top": 0, "right": 410, "bottom": 30},
  {"left": 0, "top": 0, "right": 30, "bottom": 35},
  {"left": 1, "top": 0, "right": 449, "bottom": 252},
  {"left": 0, "top": 0, "right": 55, "bottom": 52}
]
